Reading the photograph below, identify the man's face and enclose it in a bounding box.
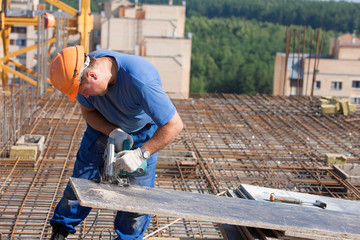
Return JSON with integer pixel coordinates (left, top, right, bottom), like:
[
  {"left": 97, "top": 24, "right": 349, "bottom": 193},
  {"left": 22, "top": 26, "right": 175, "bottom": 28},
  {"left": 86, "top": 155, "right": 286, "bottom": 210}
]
[{"left": 78, "top": 69, "right": 108, "bottom": 98}]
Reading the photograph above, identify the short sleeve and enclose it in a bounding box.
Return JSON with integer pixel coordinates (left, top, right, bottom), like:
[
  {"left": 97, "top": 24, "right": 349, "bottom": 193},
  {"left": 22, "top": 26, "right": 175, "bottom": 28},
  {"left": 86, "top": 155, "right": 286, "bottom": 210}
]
[
  {"left": 139, "top": 81, "right": 176, "bottom": 127},
  {"left": 77, "top": 93, "right": 94, "bottom": 109}
]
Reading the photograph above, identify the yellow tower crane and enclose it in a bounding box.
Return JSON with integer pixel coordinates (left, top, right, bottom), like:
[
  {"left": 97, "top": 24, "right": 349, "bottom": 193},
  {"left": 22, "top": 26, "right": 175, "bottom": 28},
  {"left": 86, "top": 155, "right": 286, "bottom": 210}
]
[{"left": 0, "top": 0, "right": 93, "bottom": 87}]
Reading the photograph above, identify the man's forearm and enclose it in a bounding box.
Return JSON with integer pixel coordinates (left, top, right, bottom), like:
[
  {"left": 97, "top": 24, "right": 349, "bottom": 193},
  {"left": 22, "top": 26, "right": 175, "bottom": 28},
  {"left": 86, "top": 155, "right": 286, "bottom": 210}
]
[
  {"left": 142, "top": 111, "right": 183, "bottom": 155},
  {"left": 81, "top": 106, "right": 116, "bottom": 136},
  {"left": 81, "top": 105, "right": 183, "bottom": 153}
]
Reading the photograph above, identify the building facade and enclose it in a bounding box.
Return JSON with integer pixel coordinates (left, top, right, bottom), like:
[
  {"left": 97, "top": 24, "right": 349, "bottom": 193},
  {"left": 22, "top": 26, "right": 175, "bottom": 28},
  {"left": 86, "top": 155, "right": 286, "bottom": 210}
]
[
  {"left": 91, "top": 0, "right": 192, "bottom": 99},
  {"left": 273, "top": 33, "right": 360, "bottom": 104}
]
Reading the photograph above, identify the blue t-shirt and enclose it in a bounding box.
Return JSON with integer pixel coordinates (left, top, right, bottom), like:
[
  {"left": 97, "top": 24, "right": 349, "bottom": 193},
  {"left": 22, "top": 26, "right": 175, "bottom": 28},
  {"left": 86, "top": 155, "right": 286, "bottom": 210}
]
[{"left": 77, "top": 50, "right": 176, "bottom": 133}]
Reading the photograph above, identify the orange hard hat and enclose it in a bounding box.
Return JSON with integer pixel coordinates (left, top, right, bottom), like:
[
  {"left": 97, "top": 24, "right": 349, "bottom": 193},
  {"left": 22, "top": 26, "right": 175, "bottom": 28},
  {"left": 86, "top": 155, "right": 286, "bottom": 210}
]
[{"left": 49, "top": 46, "right": 85, "bottom": 102}]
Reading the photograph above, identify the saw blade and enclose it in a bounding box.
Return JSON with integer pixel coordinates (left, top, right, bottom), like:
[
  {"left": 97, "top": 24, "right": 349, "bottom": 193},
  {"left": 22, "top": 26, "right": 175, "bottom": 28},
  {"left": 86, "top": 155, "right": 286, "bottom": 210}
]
[{"left": 116, "top": 175, "right": 130, "bottom": 187}]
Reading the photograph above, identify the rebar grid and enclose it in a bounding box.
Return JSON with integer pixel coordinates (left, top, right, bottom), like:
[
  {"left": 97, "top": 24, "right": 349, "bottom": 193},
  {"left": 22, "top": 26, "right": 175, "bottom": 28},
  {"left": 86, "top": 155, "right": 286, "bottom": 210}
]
[
  {"left": 173, "top": 93, "right": 360, "bottom": 198},
  {"left": 0, "top": 84, "right": 37, "bottom": 157},
  {"left": 0, "top": 93, "right": 359, "bottom": 239}
]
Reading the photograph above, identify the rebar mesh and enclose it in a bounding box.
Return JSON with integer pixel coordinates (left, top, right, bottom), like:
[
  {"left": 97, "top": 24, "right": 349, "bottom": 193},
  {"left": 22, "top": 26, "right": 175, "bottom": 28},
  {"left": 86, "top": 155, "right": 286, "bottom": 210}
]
[{"left": 0, "top": 92, "right": 359, "bottom": 239}]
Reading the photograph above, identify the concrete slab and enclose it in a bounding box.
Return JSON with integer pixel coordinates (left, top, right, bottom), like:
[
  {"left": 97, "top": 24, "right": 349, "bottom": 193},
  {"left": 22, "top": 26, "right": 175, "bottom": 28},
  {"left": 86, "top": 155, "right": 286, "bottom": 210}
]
[{"left": 70, "top": 177, "right": 360, "bottom": 239}]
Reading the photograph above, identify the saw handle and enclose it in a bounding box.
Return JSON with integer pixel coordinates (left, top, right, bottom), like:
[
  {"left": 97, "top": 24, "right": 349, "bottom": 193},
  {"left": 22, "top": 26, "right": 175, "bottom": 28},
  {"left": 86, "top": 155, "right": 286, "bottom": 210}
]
[
  {"left": 118, "top": 139, "right": 147, "bottom": 175},
  {"left": 123, "top": 138, "right": 131, "bottom": 150}
]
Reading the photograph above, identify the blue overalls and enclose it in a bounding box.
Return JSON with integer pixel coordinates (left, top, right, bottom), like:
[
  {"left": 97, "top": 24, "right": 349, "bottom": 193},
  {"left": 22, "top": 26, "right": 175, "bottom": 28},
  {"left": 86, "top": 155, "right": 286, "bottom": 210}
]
[{"left": 50, "top": 123, "right": 158, "bottom": 240}]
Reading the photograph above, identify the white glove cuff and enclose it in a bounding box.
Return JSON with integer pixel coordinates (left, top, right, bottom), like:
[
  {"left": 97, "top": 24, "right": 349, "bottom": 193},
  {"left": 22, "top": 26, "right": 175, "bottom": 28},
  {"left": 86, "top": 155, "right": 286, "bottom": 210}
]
[
  {"left": 135, "top": 147, "right": 146, "bottom": 161},
  {"left": 109, "top": 128, "right": 124, "bottom": 138}
]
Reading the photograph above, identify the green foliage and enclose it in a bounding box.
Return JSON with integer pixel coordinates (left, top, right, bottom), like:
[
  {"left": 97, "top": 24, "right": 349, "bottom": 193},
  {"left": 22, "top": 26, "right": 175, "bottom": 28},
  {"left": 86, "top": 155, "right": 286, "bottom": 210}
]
[
  {"left": 186, "top": 16, "right": 337, "bottom": 94},
  {"left": 184, "top": 0, "right": 360, "bottom": 34}
]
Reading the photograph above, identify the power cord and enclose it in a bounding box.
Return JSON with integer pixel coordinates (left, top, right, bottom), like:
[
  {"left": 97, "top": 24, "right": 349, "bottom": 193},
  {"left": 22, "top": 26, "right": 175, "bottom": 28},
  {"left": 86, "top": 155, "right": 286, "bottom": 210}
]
[{"left": 81, "top": 209, "right": 101, "bottom": 240}]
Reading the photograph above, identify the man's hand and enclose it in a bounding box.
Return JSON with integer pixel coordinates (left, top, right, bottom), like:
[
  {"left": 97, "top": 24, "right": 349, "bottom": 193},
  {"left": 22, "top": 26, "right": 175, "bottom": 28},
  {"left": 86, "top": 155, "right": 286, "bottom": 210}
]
[
  {"left": 109, "top": 128, "right": 134, "bottom": 152},
  {"left": 114, "top": 148, "right": 145, "bottom": 172}
]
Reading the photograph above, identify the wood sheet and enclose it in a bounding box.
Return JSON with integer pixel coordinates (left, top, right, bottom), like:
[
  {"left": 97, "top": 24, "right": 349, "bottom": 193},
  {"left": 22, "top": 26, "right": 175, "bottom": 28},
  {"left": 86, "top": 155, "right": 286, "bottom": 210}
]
[{"left": 70, "top": 177, "right": 360, "bottom": 239}]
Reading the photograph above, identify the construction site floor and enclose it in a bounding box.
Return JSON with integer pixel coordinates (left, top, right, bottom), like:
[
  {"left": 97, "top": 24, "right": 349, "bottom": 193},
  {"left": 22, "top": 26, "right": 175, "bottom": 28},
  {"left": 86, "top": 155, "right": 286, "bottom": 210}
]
[{"left": 0, "top": 93, "right": 360, "bottom": 239}]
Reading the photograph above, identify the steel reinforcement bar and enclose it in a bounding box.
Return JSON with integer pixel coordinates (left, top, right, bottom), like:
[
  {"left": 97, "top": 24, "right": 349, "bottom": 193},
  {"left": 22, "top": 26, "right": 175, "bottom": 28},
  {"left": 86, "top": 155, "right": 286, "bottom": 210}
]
[{"left": 0, "top": 93, "right": 359, "bottom": 239}]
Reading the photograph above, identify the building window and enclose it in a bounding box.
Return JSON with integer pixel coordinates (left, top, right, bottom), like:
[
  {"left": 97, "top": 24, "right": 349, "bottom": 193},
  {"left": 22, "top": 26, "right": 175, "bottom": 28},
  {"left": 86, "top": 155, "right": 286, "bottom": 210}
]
[
  {"left": 351, "top": 97, "right": 360, "bottom": 104},
  {"left": 16, "top": 53, "right": 26, "bottom": 60},
  {"left": 94, "top": 30, "right": 100, "bottom": 38},
  {"left": 352, "top": 81, "right": 360, "bottom": 89},
  {"left": 11, "top": 27, "right": 27, "bottom": 33},
  {"left": 16, "top": 39, "right": 26, "bottom": 46},
  {"left": 331, "top": 81, "right": 342, "bottom": 90},
  {"left": 315, "top": 81, "right": 321, "bottom": 89},
  {"left": 290, "top": 78, "right": 303, "bottom": 87}
]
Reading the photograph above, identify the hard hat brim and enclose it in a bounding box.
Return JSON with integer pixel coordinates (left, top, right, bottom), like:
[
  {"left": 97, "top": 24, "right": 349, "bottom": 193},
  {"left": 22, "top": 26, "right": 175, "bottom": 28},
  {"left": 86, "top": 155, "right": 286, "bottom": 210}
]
[
  {"left": 49, "top": 45, "right": 85, "bottom": 102},
  {"left": 68, "top": 84, "right": 79, "bottom": 102}
]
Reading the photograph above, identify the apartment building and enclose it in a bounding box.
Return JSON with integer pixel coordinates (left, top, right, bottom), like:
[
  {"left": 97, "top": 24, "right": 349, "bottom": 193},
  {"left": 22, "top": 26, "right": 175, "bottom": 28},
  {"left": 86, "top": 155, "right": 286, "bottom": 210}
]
[
  {"left": 273, "top": 33, "right": 360, "bottom": 104},
  {"left": 91, "top": 0, "right": 192, "bottom": 99}
]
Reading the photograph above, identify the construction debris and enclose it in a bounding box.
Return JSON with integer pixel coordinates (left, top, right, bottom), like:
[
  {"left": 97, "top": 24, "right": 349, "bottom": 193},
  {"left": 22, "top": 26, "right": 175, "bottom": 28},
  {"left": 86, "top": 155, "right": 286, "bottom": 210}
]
[
  {"left": 325, "top": 153, "right": 347, "bottom": 165},
  {"left": 319, "top": 96, "right": 356, "bottom": 116}
]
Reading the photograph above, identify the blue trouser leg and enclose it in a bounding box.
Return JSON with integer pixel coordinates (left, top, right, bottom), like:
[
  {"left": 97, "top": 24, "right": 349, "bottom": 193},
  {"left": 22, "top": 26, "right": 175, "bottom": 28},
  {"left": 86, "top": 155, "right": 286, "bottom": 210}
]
[
  {"left": 114, "top": 152, "right": 157, "bottom": 240},
  {"left": 50, "top": 124, "right": 108, "bottom": 233},
  {"left": 114, "top": 123, "right": 158, "bottom": 240},
  {"left": 50, "top": 123, "right": 158, "bottom": 239}
]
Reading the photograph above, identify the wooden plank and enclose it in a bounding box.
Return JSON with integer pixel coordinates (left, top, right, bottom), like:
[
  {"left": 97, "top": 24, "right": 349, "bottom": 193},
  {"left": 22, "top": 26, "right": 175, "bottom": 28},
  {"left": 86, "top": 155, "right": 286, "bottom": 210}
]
[{"left": 70, "top": 177, "right": 360, "bottom": 239}]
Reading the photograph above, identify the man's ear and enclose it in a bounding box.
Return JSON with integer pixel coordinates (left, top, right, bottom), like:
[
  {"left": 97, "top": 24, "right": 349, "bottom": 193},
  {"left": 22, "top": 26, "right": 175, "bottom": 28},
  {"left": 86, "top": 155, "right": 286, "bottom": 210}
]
[{"left": 88, "top": 71, "right": 98, "bottom": 81}]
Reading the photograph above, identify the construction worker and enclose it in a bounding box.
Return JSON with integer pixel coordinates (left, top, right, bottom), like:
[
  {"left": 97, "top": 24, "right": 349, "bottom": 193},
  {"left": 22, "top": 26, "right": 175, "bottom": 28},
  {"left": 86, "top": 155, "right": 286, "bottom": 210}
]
[{"left": 48, "top": 45, "right": 183, "bottom": 239}]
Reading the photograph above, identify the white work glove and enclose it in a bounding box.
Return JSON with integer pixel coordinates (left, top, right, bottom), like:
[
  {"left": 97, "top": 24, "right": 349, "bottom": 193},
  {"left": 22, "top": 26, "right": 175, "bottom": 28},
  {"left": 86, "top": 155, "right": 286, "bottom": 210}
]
[
  {"left": 114, "top": 148, "right": 145, "bottom": 172},
  {"left": 109, "top": 128, "right": 134, "bottom": 152}
]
